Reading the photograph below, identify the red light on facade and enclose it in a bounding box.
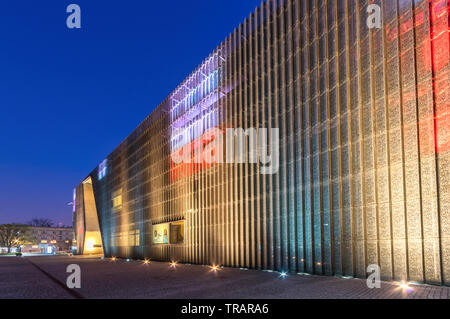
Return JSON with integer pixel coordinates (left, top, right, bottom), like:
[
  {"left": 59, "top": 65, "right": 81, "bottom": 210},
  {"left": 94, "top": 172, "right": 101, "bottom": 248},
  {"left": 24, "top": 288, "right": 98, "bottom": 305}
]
[
  {"left": 170, "top": 128, "right": 223, "bottom": 181},
  {"left": 429, "top": 0, "right": 450, "bottom": 154}
]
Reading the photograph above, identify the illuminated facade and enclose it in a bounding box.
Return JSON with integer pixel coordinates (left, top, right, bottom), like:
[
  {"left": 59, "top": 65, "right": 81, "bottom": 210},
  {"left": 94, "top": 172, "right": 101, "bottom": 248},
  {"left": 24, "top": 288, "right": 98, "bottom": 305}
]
[
  {"left": 73, "top": 177, "right": 104, "bottom": 255},
  {"left": 74, "top": 0, "right": 450, "bottom": 286}
]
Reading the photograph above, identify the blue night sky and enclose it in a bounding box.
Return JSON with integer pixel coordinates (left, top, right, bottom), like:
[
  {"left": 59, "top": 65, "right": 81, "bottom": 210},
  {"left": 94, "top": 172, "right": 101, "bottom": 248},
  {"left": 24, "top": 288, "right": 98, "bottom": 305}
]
[{"left": 0, "top": 0, "right": 260, "bottom": 226}]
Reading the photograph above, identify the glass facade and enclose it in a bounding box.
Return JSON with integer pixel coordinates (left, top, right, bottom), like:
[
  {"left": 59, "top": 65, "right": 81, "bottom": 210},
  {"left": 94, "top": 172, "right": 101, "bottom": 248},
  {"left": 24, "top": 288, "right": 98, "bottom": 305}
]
[{"left": 74, "top": 0, "right": 450, "bottom": 285}]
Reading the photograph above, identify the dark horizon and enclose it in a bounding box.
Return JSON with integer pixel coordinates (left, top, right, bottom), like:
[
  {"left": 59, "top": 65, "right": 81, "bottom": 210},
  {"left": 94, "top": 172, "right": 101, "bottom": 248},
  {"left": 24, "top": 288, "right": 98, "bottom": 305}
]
[{"left": 0, "top": 0, "right": 260, "bottom": 225}]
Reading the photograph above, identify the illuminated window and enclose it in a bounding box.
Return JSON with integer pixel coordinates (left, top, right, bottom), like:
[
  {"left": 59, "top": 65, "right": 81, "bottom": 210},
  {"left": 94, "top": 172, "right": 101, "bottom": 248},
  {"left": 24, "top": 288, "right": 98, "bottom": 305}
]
[
  {"left": 86, "top": 239, "right": 95, "bottom": 251},
  {"left": 135, "top": 229, "right": 140, "bottom": 247},
  {"left": 170, "top": 221, "right": 184, "bottom": 244},
  {"left": 98, "top": 159, "right": 107, "bottom": 180},
  {"left": 153, "top": 223, "right": 169, "bottom": 244},
  {"left": 112, "top": 189, "right": 122, "bottom": 209},
  {"left": 41, "top": 240, "right": 47, "bottom": 244}
]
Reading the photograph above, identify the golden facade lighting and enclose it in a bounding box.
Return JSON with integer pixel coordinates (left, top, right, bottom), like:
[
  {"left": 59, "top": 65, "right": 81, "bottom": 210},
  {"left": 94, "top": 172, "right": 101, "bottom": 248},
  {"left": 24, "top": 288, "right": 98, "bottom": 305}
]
[{"left": 73, "top": 0, "right": 450, "bottom": 286}]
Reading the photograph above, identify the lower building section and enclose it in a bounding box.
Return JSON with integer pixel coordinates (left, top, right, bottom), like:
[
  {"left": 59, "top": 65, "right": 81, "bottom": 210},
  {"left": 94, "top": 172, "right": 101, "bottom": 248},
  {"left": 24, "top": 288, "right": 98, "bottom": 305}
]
[{"left": 74, "top": 0, "right": 450, "bottom": 286}]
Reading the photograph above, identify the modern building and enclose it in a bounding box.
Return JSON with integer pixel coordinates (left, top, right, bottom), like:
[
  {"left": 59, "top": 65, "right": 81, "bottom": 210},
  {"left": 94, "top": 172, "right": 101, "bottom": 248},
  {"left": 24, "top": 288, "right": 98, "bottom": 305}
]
[
  {"left": 21, "top": 226, "right": 73, "bottom": 254},
  {"left": 74, "top": 0, "right": 450, "bottom": 286}
]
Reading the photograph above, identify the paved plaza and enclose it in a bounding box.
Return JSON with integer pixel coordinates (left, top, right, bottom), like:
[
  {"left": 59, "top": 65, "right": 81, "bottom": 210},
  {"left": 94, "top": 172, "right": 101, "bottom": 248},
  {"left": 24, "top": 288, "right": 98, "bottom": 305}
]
[{"left": 0, "top": 255, "right": 449, "bottom": 299}]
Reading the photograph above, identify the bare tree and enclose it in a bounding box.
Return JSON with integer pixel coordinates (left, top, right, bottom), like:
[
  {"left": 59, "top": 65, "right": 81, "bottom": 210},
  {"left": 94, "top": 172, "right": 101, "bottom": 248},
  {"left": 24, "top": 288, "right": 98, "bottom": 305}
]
[
  {"left": 0, "top": 224, "right": 32, "bottom": 253},
  {"left": 27, "top": 218, "right": 54, "bottom": 228}
]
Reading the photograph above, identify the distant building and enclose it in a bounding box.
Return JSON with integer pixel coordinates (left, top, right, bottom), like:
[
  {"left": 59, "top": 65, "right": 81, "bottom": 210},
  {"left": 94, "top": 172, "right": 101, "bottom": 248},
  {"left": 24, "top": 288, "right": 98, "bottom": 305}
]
[{"left": 21, "top": 226, "right": 73, "bottom": 254}]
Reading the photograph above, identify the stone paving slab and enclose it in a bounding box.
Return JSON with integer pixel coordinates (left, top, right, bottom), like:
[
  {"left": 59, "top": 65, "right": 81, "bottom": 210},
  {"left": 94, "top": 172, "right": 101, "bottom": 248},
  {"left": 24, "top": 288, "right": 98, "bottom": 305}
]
[
  {"left": 1, "top": 255, "right": 449, "bottom": 299},
  {"left": 0, "top": 256, "right": 72, "bottom": 299}
]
